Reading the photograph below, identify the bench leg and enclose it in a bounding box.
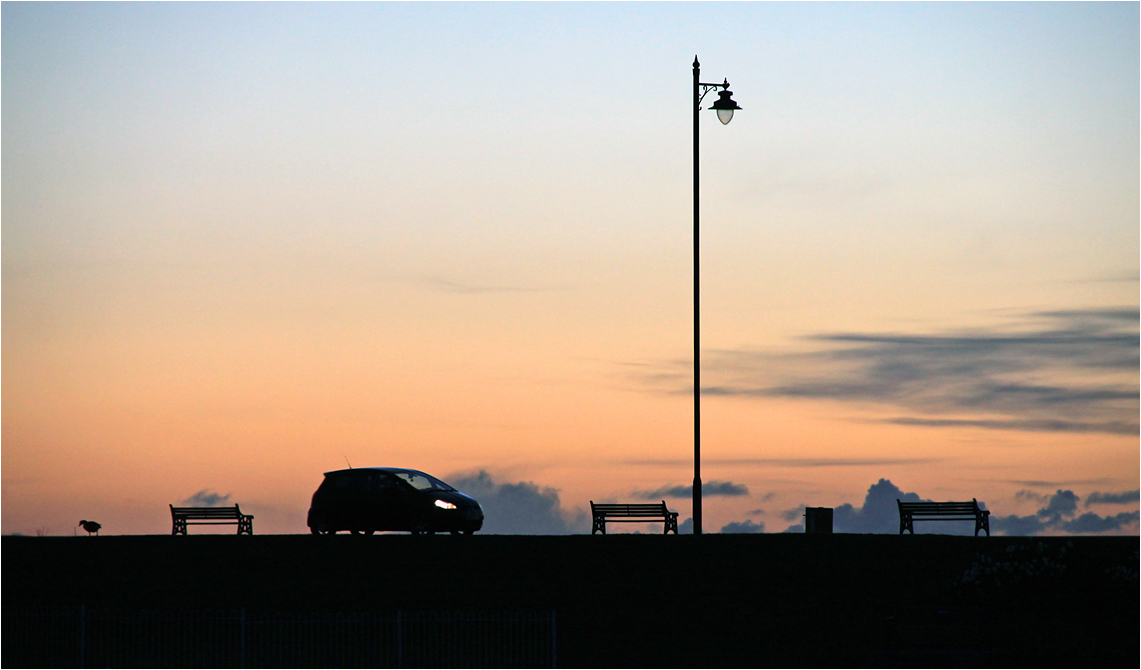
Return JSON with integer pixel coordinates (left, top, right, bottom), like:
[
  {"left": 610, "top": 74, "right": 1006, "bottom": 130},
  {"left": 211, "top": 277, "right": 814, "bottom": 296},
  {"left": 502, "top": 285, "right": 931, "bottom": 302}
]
[
  {"left": 591, "top": 517, "right": 606, "bottom": 535},
  {"left": 665, "top": 514, "right": 679, "bottom": 534},
  {"left": 172, "top": 519, "right": 187, "bottom": 536},
  {"left": 899, "top": 515, "right": 913, "bottom": 535},
  {"left": 975, "top": 515, "right": 990, "bottom": 537}
]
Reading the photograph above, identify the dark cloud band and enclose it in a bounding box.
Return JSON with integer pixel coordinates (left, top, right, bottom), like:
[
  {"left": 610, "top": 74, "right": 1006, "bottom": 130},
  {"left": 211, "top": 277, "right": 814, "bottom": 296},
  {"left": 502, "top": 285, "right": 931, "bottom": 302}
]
[{"left": 630, "top": 308, "right": 1139, "bottom": 436}]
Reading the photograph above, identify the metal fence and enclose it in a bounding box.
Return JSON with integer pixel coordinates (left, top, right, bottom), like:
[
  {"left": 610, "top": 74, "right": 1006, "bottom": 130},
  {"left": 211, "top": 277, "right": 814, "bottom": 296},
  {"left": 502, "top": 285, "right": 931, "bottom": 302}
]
[{"left": 2, "top": 607, "right": 556, "bottom": 668}]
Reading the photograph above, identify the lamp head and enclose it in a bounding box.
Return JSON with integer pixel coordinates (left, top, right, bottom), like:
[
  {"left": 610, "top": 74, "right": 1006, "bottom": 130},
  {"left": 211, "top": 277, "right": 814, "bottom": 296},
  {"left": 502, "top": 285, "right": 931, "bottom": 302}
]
[{"left": 709, "top": 83, "right": 741, "bottom": 125}]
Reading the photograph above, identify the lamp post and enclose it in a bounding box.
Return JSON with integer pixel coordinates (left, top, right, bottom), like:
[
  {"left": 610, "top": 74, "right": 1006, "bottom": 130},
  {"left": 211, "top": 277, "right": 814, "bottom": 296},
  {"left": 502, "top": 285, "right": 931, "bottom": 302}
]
[{"left": 692, "top": 55, "right": 740, "bottom": 535}]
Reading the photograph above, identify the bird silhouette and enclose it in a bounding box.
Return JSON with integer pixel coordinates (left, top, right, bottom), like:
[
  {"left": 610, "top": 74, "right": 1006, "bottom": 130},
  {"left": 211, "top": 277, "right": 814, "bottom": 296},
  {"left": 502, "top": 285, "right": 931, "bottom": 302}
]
[{"left": 78, "top": 520, "right": 101, "bottom": 536}]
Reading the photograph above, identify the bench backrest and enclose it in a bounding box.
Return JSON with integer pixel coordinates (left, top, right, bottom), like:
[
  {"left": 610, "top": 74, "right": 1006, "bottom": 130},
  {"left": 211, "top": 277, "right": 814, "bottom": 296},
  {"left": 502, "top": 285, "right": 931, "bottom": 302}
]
[
  {"left": 170, "top": 505, "right": 245, "bottom": 519},
  {"left": 897, "top": 500, "right": 982, "bottom": 516},
  {"left": 591, "top": 501, "right": 671, "bottom": 517}
]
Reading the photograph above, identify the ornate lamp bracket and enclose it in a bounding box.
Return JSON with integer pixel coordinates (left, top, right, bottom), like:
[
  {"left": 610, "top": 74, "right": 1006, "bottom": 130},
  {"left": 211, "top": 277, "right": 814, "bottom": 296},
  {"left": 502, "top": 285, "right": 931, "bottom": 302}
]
[{"left": 697, "top": 79, "right": 730, "bottom": 110}]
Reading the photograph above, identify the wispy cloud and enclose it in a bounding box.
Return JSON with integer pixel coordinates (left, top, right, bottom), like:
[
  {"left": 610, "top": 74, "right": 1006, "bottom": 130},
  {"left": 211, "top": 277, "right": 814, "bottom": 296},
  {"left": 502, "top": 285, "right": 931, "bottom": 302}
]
[
  {"left": 419, "top": 276, "right": 563, "bottom": 294},
  {"left": 883, "top": 417, "right": 1137, "bottom": 434},
  {"left": 1015, "top": 489, "right": 1050, "bottom": 504},
  {"left": 630, "top": 309, "right": 1139, "bottom": 436},
  {"left": 622, "top": 458, "right": 941, "bottom": 468},
  {"left": 1064, "top": 274, "right": 1140, "bottom": 284},
  {"left": 1006, "top": 478, "right": 1118, "bottom": 488},
  {"left": 1085, "top": 490, "right": 1140, "bottom": 506}
]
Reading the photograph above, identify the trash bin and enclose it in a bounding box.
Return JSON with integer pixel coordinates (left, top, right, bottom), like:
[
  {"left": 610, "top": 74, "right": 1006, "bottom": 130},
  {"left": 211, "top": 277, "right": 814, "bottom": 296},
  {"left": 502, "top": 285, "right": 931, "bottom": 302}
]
[{"left": 804, "top": 507, "right": 833, "bottom": 534}]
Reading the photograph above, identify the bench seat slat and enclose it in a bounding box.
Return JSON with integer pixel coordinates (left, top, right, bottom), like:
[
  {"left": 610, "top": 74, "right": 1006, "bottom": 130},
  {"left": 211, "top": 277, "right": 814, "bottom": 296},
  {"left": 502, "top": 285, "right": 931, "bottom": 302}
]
[{"left": 593, "top": 515, "right": 675, "bottom": 520}]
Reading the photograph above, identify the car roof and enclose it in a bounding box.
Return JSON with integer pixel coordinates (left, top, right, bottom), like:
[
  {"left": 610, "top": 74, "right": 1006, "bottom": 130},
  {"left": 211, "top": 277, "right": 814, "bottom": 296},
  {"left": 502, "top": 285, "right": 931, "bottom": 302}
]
[{"left": 323, "top": 467, "right": 427, "bottom": 477}]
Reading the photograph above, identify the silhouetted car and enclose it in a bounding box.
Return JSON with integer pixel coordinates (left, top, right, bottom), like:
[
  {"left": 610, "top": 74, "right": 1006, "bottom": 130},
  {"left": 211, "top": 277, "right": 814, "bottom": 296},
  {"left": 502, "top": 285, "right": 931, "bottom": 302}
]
[{"left": 307, "top": 468, "right": 483, "bottom": 535}]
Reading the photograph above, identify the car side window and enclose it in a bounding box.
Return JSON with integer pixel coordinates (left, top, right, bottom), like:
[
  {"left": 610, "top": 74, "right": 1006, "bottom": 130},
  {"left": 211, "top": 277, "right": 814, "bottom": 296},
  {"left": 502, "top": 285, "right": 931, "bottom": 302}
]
[{"left": 360, "top": 471, "right": 392, "bottom": 492}]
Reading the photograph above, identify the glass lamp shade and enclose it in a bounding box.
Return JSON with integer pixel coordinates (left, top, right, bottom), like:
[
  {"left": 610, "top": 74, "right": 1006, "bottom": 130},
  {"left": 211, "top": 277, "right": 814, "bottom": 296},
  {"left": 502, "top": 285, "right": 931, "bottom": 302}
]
[{"left": 709, "top": 88, "right": 741, "bottom": 125}]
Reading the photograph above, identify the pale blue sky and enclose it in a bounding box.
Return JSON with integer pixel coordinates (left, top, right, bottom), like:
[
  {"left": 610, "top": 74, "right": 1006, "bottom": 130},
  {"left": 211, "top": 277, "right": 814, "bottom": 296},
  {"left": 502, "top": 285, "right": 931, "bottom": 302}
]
[{"left": 4, "top": 3, "right": 1138, "bottom": 535}]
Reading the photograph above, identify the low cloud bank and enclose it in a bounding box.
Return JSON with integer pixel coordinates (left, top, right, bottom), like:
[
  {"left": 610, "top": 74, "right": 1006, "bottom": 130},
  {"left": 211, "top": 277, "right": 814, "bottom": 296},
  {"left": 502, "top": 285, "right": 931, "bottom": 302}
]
[
  {"left": 448, "top": 470, "right": 587, "bottom": 535},
  {"left": 445, "top": 472, "right": 1136, "bottom": 536},
  {"left": 668, "top": 517, "right": 765, "bottom": 534},
  {"left": 780, "top": 506, "right": 806, "bottom": 522},
  {"left": 720, "top": 519, "right": 764, "bottom": 534},
  {"left": 831, "top": 479, "right": 926, "bottom": 534},
  {"left": 182, "top": 490, "right": 232, "bottom": 506},
  {"left": 991, "top": 490, "right": 1140, "bottom": 535},
  {"left": 781, "top": 480, "right": 1139, "bottom": 536},
  {"left": 631, "top": 481, "right": 749, "bottom": 499}
]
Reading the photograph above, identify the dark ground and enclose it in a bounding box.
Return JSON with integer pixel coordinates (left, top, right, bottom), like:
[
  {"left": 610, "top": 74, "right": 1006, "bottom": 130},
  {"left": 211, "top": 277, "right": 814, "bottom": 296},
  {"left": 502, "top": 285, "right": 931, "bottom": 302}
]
[{"left": 4, "top": 533, "right": 1138, "bottom": 668}]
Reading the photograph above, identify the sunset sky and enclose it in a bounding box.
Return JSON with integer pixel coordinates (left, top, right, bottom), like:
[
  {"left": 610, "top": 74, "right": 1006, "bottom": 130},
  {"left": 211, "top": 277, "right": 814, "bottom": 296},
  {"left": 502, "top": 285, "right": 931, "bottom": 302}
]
[{"left": 4, "top": 2, "right": 1138, "bottom": 536}]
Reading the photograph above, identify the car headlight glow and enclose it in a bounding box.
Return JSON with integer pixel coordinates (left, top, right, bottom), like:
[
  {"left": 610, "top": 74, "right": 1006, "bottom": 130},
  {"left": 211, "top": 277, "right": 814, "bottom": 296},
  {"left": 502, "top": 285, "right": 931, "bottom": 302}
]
[{"left": 434, "top": 499, "right": 457, "bottom": 510}]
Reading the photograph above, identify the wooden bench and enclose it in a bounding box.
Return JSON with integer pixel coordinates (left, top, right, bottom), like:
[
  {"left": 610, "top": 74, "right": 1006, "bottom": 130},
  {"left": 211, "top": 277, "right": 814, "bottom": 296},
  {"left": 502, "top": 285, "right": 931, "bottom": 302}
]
[
  {"left": 897, "top": 499, "right": 990, "bottom": 536},
  {"left": 170, "top": 504, "right": 254, "bottom": 535},
  {"left": 590, "top": 501, "right": 679, "bottom": 535}
]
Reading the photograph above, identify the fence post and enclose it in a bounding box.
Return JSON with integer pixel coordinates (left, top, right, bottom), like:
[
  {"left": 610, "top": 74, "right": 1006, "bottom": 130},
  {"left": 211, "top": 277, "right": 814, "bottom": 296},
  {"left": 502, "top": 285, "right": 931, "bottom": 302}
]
[
  {"left": 78, "top": 604, "right": 86, "bottom": 669},
  {"left": 396, "top": 610, "right": 403, "bottom": 669}
]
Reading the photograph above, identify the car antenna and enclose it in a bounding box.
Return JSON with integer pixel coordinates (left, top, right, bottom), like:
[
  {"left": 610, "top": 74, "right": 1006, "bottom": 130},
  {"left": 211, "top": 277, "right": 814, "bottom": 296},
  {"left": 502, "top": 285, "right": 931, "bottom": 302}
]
[{"left": 344, "top": 456, "right": 352, "bottom": 469}]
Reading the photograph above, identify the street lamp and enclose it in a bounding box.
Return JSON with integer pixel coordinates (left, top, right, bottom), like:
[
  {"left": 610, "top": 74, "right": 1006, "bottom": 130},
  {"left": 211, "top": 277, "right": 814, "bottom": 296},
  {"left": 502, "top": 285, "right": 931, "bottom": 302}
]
[{"left": 692, "top": 55, "right": 739, "bottom": 535}]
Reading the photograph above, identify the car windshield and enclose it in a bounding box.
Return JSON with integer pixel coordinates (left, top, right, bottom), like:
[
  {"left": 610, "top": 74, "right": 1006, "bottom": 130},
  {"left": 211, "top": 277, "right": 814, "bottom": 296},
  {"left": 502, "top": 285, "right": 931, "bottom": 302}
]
[{"left": 392, "top": 470, "right": 454, "bottom": 492}]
